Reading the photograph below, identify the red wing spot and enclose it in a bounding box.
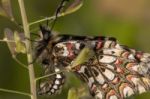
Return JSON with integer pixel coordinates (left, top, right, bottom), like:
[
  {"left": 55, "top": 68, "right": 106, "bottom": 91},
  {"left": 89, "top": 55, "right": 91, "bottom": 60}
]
[
  {"left": 106, "top": 90, "right": 116, "bottom": 99},
  {"left": 126, "top": 75, "right": 134, "bottom": 81},
  {"left": 96, "top": 41, "right": 103, "bottom": 49},
  {"left": 66, "top": 43, "right": 75, "bottom": 59},
  {"left": 91, "top": 84, "right": 97, "bottom": 92},
  {"left": 126, "top": 63, "right": 136, "bottom": 69},
  {"left": 136, "top": 52, "right": 143, "bottom": 59},
  {"left": 115, "top": 59, "right": 124, "bottom": 73},
  {"left": 115, "top": 59, "right": 123, "bottom": 65},
  {"left": 112, "top": 77, "right": 120, "bottom": 84},
  {"left": 116, "top": 65, "right": 124, "bottom": 73},
  {"left": 108, "top": 90, "right": 116, "bottom": 96}
]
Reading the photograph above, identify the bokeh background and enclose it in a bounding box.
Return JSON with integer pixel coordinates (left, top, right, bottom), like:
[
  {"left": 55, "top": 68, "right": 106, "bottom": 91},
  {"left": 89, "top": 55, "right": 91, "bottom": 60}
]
[{"left": 0, "top": 0, "right": 150, "bottom": 99}]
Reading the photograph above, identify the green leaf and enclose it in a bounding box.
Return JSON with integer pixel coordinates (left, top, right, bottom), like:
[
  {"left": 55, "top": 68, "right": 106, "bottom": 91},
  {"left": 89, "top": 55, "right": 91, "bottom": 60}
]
[
  {"left": 64, "top": 0, "right": 83, "bottom": 14},
  {"left": 4, "top": 28, "right": 26, "bottom": 56},
  {"left": 71, "top": 47, "right": 94, "bottom": 68},
  {"left": 67, "top": 88, "right": 79, "bottom": 99},
  {"left": 78, "top": 86, "right": 89, "bottom": 98},
  {"left": 0, "top": 6, "right": 7, "bottom": 17},
  {"left": 4, "top": 28, "right": 17, "bottom": 56},
  {"left": 14, "top": 31, "right": 26, "bottom": 54},
  {"left": 1, "top": 0, "right": 14, "bottom": 20}
]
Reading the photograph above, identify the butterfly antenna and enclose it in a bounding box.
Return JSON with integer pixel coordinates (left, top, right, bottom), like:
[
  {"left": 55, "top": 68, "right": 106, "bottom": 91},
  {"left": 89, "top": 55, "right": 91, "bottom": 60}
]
[{"left": 50, "top": 0, "right": 69, "bottom": 31}]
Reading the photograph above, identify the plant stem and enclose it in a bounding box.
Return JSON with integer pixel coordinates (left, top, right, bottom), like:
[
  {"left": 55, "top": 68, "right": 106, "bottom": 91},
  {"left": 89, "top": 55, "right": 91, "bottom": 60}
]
[
  {"left": 0, "top": 39, "right": 15, "bottom": 42},
  {"left": 12, "top": 56, "right": 28, "bottom": 70},
  {"left": 35, "top": 70, "right": 66, "bottom": 81},
  {"left": 0, "top": 88, "right": 31, "bottom": 97},
  {"left": 18, "top": 0, "right": 37, "bottom": 99}
]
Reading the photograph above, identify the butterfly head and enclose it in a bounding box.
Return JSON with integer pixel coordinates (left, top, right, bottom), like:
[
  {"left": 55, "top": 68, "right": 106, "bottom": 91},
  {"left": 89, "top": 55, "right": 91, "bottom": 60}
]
[{"left": 39, "top": 25, "right": 52, "bottom": 42}]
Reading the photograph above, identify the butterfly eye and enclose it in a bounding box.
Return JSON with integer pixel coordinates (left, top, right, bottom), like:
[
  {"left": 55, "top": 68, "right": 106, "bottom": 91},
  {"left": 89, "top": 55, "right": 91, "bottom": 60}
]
[{"left": 42, "top": 59, "right": 49, "bottom": 65}]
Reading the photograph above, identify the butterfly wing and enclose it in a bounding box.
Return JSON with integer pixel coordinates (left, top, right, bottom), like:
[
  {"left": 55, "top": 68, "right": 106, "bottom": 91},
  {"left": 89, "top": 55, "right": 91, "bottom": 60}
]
[
  {"left": 72, "top": 41, "right": 150, "bottom": 99},
  {"left": 38, "top": 65, "right": 65, "bottom": 95}
]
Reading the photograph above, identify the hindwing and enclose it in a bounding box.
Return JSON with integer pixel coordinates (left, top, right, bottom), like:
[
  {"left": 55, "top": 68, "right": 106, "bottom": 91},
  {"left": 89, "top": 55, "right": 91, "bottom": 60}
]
[{"left": 72, "top": 40, "right": 150, "bottom": 99}]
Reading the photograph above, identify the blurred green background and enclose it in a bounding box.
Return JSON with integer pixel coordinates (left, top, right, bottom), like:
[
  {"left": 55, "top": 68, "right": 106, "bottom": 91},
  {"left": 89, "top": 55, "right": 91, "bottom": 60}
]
[{"left": 0, "top": 0, "right": 150, "bottom": 99}]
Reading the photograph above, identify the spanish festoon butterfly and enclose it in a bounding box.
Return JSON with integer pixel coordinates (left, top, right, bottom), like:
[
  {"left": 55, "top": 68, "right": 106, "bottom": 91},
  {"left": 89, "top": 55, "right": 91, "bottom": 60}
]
[{"left": 34, "top": 0, "right": 150, "bottom": 99}]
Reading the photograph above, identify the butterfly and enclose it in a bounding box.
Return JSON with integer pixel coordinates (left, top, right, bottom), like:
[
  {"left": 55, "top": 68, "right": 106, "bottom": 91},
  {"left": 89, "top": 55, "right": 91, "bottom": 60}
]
[
  {"left": 34, "top": 25, "right": 150, "bottom": 99},
  {"left": 32, "top": 0, "right": 150, "bottom": 98}
]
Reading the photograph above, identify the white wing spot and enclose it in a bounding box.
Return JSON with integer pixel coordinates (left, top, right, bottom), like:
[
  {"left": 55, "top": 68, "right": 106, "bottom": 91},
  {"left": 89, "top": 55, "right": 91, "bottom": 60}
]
[
  {"left": 96, "top": 73, "right": 105, "bottom": 84},
  {"left": 95, "top": 90, "right": 103, "bottom": 99},
  {"left": 103, "top": 69, "right": 115, "bottom": 80},
  {"left": 99, "top": 56, "right": 116, "bottom": 63},
  {"left": 88, "top": 77, "right": 94, "bottom": 87},
  {"left": 56, "top": 74, "right": 62, "bottom": 79},
  {"left": 110, "top": 95, "right": 118, "bottom": 99},
  {"left": 123, "top": 86, "right": 134, "bottom": 97},
  {"left": 55, "top": 68, "right": 60, "bottom": 72},
  {"left": 53, "top": 85, "right": 58, "bottom": 89},
  {"left": 55, "top": 80, "right": 60, "bottom": 84},
  {"left": 104, "top": 41, "right": 112, "bottom": 48}
]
